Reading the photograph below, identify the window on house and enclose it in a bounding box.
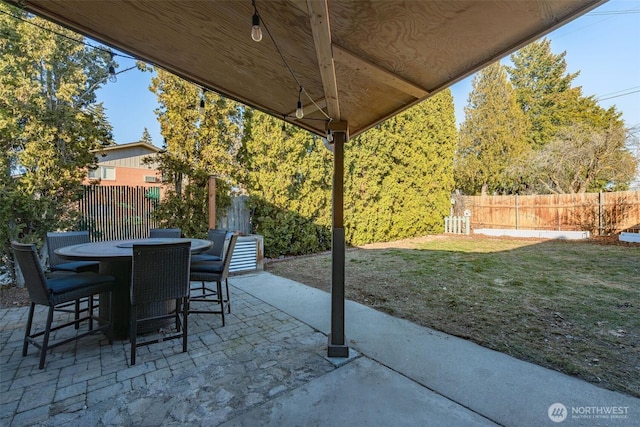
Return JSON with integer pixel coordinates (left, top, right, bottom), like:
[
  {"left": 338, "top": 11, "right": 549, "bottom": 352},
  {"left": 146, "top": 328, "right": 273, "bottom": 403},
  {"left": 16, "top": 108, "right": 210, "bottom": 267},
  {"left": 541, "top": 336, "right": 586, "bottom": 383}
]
[
  {"left": 102, "top": 166, "right": 115, "bottom": 180},
  {"left": 88, "top": 166, "right": 116, "bottom": 180}
]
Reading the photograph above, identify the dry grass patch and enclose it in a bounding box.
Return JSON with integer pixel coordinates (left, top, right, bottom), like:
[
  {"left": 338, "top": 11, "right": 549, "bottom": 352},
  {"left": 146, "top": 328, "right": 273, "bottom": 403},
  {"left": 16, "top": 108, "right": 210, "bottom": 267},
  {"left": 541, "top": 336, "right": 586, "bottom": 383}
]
[{"left": 266, "top": 235, "right": 640, "bottom": 397}]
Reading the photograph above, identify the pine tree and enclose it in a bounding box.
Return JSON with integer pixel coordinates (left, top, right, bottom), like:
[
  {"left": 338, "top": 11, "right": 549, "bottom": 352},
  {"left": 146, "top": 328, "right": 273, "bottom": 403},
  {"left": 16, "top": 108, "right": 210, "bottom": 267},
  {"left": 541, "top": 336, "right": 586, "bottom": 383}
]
[
  {"left": 506, "top": 38, "right": 634, "bottom": 193},
  {"left": 147, "top": 69, "right": 241, "bottom": 237},
  {"left": 506, "top": 38, "right": 581, "bottom": 148},
  {"left": 140, "top": 128, "right": 153, "bottom": 145},
  {"left": 1, "top": 4, "right": 114, "bottom": 265},
  {"left": 455, "top": 63, "right": 529, "bottom": 195}
]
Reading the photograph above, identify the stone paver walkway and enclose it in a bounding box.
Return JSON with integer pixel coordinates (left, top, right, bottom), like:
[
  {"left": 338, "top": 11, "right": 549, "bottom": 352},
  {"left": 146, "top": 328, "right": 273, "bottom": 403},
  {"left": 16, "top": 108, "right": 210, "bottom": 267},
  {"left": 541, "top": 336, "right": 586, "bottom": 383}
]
[{"left": 0, "top": 285, "right": 336, "bottom": 426}]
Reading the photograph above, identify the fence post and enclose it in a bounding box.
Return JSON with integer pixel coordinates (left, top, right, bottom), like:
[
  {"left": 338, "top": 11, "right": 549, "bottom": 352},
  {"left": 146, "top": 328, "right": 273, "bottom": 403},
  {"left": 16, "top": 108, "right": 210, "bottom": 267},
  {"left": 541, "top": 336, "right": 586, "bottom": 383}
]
[{"left": 598, "top": 192, "right": 603, "bottom": 236}]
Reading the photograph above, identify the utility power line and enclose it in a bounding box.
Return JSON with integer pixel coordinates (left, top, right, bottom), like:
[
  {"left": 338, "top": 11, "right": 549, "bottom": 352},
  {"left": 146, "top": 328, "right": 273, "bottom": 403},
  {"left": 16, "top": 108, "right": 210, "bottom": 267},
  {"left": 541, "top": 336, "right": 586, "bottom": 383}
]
[{"left": 596, "top": 88, "right": 640, "bottom": 101}]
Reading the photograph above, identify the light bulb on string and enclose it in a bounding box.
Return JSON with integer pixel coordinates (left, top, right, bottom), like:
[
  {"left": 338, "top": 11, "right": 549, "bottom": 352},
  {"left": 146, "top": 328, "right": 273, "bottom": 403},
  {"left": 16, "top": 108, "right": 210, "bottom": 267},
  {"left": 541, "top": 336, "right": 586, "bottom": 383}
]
[
  {"left": 251, "top": 12, "right": 262, "bottom": 42},
  {"left": 107, "top": 51, "right": 117, "bottom": 83},
  {"left": 251, "top": 1, "right": 262, "bottom": 42},
  {"left": 198, "top": 88, "right": 206, "bottom": 114},
  {"left": 326, "top": 129, "right": 333, "bottom": 143},
  {"left": 295, "top": 101, "right": 304, "bottom": 119},
  {"left": 108, "top": 65, "right": 117, "bottom": 83},
  {"left": 295, "top": 86, "right": 304, "bottom": 119}
]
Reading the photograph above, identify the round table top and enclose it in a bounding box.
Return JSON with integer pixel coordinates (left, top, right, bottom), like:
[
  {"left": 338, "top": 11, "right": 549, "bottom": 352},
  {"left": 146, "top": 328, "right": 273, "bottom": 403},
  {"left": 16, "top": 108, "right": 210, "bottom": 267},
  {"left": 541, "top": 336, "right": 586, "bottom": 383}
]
[{"left": 55, "top": 238, "right": 212, "bottom": 261}]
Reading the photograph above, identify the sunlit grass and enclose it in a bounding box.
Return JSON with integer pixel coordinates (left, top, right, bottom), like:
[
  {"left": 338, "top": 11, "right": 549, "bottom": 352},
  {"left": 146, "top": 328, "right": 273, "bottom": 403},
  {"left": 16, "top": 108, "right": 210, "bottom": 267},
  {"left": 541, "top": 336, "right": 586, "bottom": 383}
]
[{"left": 267, "top": 235, "right": 640, "bottom": 397}]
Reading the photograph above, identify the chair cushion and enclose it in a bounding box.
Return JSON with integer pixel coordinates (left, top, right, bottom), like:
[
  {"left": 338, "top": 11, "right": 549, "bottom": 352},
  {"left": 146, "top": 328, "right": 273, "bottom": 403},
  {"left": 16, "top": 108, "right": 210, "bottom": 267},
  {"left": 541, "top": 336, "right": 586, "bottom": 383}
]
[
  {"left": 190, "top": 261, "right": 224, "bottom": 273},
  {"left": 51, "top": 261, "right": 100, "bottom": 273},
  {"left": 47, "top": 272, "right": 115, "bottom": 295},
  {"left": 190, "top": 254, "right": 222, "bottom": 263}
]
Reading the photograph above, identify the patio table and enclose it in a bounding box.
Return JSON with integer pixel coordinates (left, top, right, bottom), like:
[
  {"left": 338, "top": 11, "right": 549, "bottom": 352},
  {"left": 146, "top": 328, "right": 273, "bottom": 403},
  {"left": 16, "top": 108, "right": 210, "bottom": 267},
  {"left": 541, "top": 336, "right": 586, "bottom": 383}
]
[{"left": 56, "top": 238, "right": 212, "bottom": 339}]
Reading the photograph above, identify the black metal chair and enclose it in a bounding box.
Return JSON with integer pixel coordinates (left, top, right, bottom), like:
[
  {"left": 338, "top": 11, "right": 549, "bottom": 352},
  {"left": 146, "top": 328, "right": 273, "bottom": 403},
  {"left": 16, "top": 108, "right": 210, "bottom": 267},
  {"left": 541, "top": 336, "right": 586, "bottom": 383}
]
[
  {"left": 149, "top": 228, "right": 181, "bottom": 238},
  {"left": 129, "top": 241, "right": 191, "bottom": 365},
  {"left": 189, "top": 234, "right": 238, "bottom": 326},
  {"left": 190, "top": 229, "right": 227, "bottom": 263},
  {"left": 46, "top": 231, "right": 99, "bottom": 274},
  {"left": 12, "top": 241, "right": 115, "bottom": 370}
]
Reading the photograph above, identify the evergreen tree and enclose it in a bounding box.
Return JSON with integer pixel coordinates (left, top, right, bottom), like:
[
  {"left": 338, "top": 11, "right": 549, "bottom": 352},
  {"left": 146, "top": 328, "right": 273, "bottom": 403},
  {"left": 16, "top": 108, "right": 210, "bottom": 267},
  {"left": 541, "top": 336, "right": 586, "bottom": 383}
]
[
  {"left": 345, "top": 90, "right": 457, "bottom": 245},
  {"left": 506, "top": 38, "right": 634, "bottom": 193},
  {"left": 455, "top": 63, "right": 529, "bottom": 195},
  {"left": 239, "top": 110, "right": 333, "bottom": 257},
  {"left": 1, "top": 4, "right": 114, "bottom": 266},
  {"left": 147, "top": 69, "right": 241, "bottom": 237},
  {"left": 506, "top": 38, "right": 581, "bottom": 148},
  {"left": 140, "top": 127, "right": 153, "bottom": 145}
]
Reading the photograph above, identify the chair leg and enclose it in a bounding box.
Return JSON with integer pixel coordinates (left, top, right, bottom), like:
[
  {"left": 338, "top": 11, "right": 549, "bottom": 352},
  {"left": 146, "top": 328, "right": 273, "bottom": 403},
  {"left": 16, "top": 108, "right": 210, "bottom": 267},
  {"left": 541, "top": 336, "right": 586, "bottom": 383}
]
[
  {"left": 182, "top": 297, "right": 188, "bottom": 353},
  {"left": 88, "top": 295, "right": 94, "bottom": 331},
  {"left": 175, "top": 298, "right": 182, "bottom": 332},
  {"left": 39, "top": 306, "right": 55, "bottom": 370},
  {"left": 130, "top": 304, "right": 137, "bottom": 366},
  {"left": 217, "top": 280, "right": 225, "bottom": 326},
  {"left": 225, "top": 278, "right": 231, "bottom": 314},
  {"left": 74, "top": 299, "right": 81, "bottom": 329},
  {"left": 23, "top": 303, "right": 36, "bottom": 357}
]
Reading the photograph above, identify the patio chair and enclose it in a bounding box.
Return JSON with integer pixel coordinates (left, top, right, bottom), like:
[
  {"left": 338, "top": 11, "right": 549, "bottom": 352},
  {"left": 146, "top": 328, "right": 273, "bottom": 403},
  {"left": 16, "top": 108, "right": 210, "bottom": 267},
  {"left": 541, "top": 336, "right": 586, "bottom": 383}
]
[
  {"left": 189, "top": 233, "right": 238, "bottom": 326},
  {"left": 190, "top": 229, "right": 228, "bottom": 263},
  {"left": 149, "top": 228, "right": 181, "bottom": 238},
  {"left": 46, "top": 231, "right": 99, "bottom": 274},
  {"left": 129, "top": 241, "right": 191, "bottom": 365},
  {"left": 46, "top": 231, "right": 101, "bottom": 328},
  {"left": 11, "top": 242, "right": 115, "bottom": 370}
]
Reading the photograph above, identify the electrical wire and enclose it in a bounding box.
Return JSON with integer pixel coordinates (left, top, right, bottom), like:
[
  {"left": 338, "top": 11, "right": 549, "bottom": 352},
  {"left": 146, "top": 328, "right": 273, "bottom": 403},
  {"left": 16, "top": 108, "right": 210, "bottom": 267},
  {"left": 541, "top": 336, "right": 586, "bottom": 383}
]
[
  {"left": 589, "top": 9, "right": 640, "bottom": 16},
  {"left": 253, "top": 0, "right": 333, "bottom": 123},
  {"left": 596, "top": 88, "right": 640, "bottom": 101},
  {"left": 0, "top": 8, "right": 135, "bottom": 60}
]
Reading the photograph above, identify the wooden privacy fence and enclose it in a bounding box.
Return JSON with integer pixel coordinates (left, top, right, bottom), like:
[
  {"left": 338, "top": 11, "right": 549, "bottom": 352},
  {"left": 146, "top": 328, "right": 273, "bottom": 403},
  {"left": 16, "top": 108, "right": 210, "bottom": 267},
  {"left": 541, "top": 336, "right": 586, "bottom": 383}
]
[
  {"left": 77, "top": 186, "right": 252, "bottom": 241},
  {"left": 452, "top": 191, "right": 640, "bottom": 235},
  {"left": 78, "top": 186, "right": 160, "bottom": 241},
  {"left": 218, "top": 195, "right": 252, "bottom": 234}
]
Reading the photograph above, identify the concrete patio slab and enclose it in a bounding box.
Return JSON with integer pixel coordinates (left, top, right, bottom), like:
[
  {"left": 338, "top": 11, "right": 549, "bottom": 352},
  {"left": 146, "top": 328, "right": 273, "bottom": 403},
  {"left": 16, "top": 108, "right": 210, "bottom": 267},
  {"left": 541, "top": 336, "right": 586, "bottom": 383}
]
[
  {"left": 232, "top": 272, "right": 640, "bottom": 427},
  {"left": 220, "top": 356, "right": 497, "bottom": 427}
]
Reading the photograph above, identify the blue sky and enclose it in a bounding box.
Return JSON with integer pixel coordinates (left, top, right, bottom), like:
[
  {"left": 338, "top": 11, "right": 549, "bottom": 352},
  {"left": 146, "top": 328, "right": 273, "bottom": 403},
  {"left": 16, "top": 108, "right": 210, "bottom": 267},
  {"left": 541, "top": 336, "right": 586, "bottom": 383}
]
[{"left": 96, "top": 0, "right": 640, "bottom": 147}]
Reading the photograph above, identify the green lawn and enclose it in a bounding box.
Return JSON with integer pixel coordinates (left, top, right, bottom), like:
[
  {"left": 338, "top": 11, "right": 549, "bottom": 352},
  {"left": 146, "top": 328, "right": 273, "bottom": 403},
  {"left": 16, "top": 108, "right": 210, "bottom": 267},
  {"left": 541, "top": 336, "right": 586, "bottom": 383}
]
[{"left": 266, "top": 235, "right": 640, "bottom": 397}]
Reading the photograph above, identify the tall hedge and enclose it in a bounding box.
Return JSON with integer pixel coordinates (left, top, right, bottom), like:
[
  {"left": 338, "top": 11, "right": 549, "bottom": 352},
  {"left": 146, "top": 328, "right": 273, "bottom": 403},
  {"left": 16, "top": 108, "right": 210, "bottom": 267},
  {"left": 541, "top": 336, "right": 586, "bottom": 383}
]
[
  {"left": 240, "top": 110, "right": 333, "bottom": 258},
  {"left": 241, "top": 91, "right": 456, "bottom": 255},
  {"left": 344, "top": 90, "right": 457, "bottom": 246}
]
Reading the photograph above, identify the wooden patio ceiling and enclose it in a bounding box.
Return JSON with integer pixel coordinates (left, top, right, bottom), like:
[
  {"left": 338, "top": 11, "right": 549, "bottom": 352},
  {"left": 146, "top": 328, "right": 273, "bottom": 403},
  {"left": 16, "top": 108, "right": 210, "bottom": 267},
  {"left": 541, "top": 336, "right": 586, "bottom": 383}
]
[{"left": 6, "top": 0, "right": 606, "bottom": 139}]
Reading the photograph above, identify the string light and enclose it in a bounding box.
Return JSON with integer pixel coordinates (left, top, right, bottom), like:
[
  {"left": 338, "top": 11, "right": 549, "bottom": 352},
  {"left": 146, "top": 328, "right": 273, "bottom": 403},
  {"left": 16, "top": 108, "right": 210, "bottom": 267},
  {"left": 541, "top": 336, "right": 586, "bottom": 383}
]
[
  {"left": 106, "top": 52, "right": 117, "bottom": 83},
  {"left": 295, "top": 86, "right": 304, "bottom": 119},
  {"left": 326, "top": 129, "right": 333, "bottom": 142},
  {"left": 251, "top": 0, "right": 262, "bottom": 42},
  {"left": 198, "top": 88, "right": 206, "bottom": 113}
]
